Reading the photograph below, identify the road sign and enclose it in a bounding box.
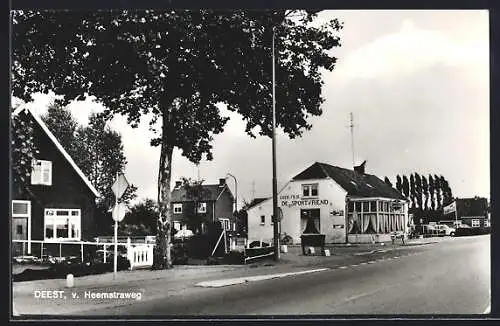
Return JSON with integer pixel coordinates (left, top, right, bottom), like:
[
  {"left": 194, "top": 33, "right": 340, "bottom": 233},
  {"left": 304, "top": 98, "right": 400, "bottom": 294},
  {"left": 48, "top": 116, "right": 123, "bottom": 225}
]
[
  {"left": 112, "top": 203, "right": 127, "bottom": 222},
  {"left": 111, "top": 173, "right": 129, "bottom": 199}
]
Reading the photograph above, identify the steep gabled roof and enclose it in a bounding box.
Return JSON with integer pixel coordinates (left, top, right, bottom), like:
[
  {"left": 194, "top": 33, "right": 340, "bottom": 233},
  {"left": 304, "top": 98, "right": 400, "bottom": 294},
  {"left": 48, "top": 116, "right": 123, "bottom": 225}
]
[
  {"left": 13, "top": 106, "right": 100, "bottom": 197},
  {"left": 293, "top": 162, "right": 406, "bottom": 200},
  {"left": 171, "top": 184, "right": 234, "bottom": 203}
]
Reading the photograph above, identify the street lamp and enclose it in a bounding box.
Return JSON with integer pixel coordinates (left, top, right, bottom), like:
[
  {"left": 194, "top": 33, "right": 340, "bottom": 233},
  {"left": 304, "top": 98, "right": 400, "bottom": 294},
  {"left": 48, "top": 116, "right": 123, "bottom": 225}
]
[
  {"left": 271, "top": 26, "right": 280, "bottom": 261},
  {"left": 226, "top": 173, "right": 238, "bottom": 213}
]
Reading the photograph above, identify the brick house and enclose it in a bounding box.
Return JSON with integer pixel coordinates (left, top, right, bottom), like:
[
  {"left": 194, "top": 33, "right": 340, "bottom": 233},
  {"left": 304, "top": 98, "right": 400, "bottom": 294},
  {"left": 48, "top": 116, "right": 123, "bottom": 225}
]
[{"left": 170, "top": 178, "right": 236, "bottom": 235}]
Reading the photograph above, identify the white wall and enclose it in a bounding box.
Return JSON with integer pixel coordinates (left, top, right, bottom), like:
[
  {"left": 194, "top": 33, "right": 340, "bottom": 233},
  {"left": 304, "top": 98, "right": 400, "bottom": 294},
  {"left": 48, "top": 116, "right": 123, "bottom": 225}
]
[
  {"left": 247, "top": 198, "right": 274, "bottom": 244},
  {"left": 278, "top": 178, "right": 348, "bottom": 244}
]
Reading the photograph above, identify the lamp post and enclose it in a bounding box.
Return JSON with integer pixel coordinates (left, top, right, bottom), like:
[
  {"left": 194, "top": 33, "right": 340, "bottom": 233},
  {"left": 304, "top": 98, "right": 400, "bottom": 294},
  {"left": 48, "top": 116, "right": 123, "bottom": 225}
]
[
  {"left": 271, "top": 26, "right": 280, "bottom": 261},
  {"left": 226, "top": 173, "right": 238, "bottom": 212}
]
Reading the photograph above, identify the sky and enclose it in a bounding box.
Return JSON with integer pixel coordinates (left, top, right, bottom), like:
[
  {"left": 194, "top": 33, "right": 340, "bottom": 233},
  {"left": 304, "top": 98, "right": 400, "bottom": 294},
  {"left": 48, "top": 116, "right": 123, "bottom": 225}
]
[{"left": 17, "top": 10, "right": 490, "bottom": 207}]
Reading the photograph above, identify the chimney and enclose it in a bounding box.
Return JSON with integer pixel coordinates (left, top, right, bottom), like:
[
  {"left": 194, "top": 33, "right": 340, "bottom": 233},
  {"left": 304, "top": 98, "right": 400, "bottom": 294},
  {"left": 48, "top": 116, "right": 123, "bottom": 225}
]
[
  {"left": 219, "top": 178, "right": 227, "bottom": 187},
  {"left": 175, "top": 181, "right": 182, "bottom": 189},
  {"left": 354, "top": 160, "right": 367, "bottom": 175}
]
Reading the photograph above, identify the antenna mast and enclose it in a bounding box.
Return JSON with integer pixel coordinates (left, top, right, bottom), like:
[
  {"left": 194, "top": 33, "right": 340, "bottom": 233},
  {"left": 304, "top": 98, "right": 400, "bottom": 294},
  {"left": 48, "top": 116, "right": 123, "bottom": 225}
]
[
  {"left": 251, "top": 181, "right": 256, "bottom": 200},
  {"left": 349, "top": 112, "right": 356, "bottom": 166}
]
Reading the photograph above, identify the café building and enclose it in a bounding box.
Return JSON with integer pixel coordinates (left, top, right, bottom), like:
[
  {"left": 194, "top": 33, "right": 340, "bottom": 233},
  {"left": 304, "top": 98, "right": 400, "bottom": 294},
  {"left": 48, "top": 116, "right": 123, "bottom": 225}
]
[{"left": 246, "top": 161, "right": 409, "bottom": 244}]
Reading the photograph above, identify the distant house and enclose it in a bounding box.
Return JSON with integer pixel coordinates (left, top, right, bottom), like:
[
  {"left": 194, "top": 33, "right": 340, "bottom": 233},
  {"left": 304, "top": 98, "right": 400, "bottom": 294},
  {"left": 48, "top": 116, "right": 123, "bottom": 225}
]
[
  {"left": 11, "top": 107, "right": 100, "bottom": 256},
  {"left": 170, "top": 178, "right": 236, "bottom": 235},
  {"left": 246, "top": 161, "right": 409, "bottom": 244},
  {"left": 441, "top": 197, "right": 489, "bottom": 228}
]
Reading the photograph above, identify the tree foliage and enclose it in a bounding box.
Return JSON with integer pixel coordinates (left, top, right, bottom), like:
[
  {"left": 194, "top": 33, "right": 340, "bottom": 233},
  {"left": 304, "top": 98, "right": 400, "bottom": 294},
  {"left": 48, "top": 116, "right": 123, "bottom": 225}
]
[
  {"left": 11, "top": 104, "right": 39, "bottom": 188},
  {"left": 121, "top": 198, "right": 158, "bottom": 235},
  {"left": 12, "top": 10, "right": 343, "bottom": 269},
  {"left": 384, "top": 176, "right": 393, "bottom": 188},
  {"left": 41, "top": 99, "right": 78, "bottom": 157}
]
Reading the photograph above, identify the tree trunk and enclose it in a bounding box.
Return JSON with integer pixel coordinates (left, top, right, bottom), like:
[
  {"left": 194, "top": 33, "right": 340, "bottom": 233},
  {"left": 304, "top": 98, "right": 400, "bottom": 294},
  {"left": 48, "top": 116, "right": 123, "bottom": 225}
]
[{"left": 153, "top": 116, "right": 174, "bottom": 270}]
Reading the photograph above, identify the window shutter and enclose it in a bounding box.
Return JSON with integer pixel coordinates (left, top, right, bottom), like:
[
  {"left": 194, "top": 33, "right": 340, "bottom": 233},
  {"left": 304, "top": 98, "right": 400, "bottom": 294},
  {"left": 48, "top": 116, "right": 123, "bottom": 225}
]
[
  {"left": 31, "top": 160, "right": 41, "bottom": 185},
  {"left": 42, "top": 161, "right": 52, "bottom": 185}
]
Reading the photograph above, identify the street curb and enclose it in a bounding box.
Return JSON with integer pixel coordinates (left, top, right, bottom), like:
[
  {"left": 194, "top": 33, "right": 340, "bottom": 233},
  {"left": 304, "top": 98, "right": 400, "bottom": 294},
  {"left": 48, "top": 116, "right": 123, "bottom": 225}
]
[{"left": 195, "top": 268, "right": 329, "bottom": 288}]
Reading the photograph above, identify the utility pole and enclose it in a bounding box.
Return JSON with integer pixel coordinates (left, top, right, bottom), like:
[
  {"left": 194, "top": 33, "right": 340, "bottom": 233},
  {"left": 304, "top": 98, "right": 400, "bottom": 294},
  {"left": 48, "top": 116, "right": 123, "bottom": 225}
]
[{"left": 272, "top": 26, "right": 280, "bottom": 261}]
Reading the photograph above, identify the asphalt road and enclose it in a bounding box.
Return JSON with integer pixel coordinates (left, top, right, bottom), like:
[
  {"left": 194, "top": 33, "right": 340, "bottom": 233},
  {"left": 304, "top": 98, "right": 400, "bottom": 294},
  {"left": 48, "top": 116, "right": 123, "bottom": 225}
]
[{"left": 84, "top": 235, "right": 490, "bottom": 316}]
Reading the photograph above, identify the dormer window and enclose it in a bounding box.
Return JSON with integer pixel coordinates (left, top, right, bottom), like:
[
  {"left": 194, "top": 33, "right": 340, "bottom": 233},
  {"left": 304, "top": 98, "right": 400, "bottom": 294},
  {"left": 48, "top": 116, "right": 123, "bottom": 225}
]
[
  {"left": 302, "top": 184, "right": 318, "bottom": 197},
  {"left": 31, "top": 159, "right": 52, "bottom": 186},
  {"left": 350, "top": 181, "right": 357, "bottom": 186}
]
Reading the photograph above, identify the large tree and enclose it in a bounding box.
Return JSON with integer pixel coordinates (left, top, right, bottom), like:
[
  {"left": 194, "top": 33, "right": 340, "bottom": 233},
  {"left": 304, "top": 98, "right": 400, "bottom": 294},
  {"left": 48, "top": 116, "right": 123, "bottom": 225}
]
[
  {"left": 402, "top": 175, "right": 410, "bottom": 200},
  {"left": 12, "top": 10, "right": 343, "bottom": 269},
  {"left": 434, "top": 174, "right": 442, "bottom": 209},
  {"left": 421, "top": 175, "right": 429, "bottom": 210},
  {"left": 414, "top": 173, "right": 422, "bottom": 210},
  {"left": 410, "top": 174, "right": 416, "bottom": 209},
  {"left": 11, "top": 103, "right": 38, "bottom": 189},
  {"left": 395, "top": 175, "right": 403, "bottom": 194},
  {"left": 41, "top": 99, "right": 78, "bottom": 157},
  {"left": 428, "top": 174, "right": 436, "bottom": 210}
]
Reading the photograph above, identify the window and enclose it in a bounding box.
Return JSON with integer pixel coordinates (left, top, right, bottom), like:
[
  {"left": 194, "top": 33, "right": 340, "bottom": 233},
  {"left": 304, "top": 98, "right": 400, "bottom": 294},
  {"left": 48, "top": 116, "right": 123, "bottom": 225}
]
[
  {"left": 302, "top": 184, "right": 319, "bottom": 197},
  {"left": 233, "top": 222, "right": 236, "bottom": 231},
  {"left": 31, "top": 160, "right": 52, "bottom": 185},
  {"left": 383, "top": 202, "right": 389, "bottom": 212},
  {"left": 219, "top": 218, "right": 230, "bottom": 231},
  {"left": 362, "top": 202, "right": 369, "bottom": 212},
  {"left": 260, "top": 215, "right": 265, "bottom": 225},
  {"left": 197, "top": 202, "right": 207, "bottom": 213},
  {"left": 348, "top": 202, "right": 354, "bottom": 213},
  {"left": 17, "top": 225, "right": 23, "bottom": 235},
  {"left": 12, "top": 200, "right": 30, "bottom": 217},
  {"left": 471, "top": 219, "right": 480, "bottom": 227},
  {"left": 173, "top": 221, "right": 181, "bottom": 231},
  {"left": 44, "top": 209, "right": 81, "bottom": 241},
  {"left": 355, "top": 202, "right": 361, "bottom": 212},
  {"left": 173, "top": 203, "right": 182, "bottom": 214},
  {"left": 370, "top": 201, "right": 377, "bottom": 212}
]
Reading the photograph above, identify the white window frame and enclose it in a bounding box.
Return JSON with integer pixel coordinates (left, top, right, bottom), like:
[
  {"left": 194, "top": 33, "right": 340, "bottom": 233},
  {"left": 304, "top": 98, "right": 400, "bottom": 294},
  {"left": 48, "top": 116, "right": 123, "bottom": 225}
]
[
  {"left": 197, "top": 202, "right": 207, "bottom": 213},
  {"left": 173, "top": 221, "right": 181, "bottom": 231},
  {"left": 12, "top": 200, "right": 32, "bottom": 253},
  {"left": 302, "top": 183, "right": 319, "bottom": 197},
  {"left": 219, "top": 218, "right": 230, "bottom": 231},
  {"left": 471, "top": 219, "right": 480, "bottom": 227},
  {"left": 44, "top": 208, "right": 81, "bottom": 241},
  {"left": 173, "top": 203, "right": 183, "bottom": 214},
  {"left": 31, "top": 159, "right": 52, "bottom": 186}
]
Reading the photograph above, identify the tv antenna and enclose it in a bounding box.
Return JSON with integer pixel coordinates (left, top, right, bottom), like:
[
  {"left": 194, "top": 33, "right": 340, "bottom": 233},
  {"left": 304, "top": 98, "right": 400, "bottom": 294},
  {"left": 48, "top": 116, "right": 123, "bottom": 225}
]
[{"left": 346, "top": 112, "right": 356, "bottom": 167}]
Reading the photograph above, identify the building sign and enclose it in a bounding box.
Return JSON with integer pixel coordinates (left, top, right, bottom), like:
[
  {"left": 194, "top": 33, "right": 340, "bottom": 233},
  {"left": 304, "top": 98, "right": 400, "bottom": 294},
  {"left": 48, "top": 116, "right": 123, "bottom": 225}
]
[{"left": 279, "top": 194, "right": 329, "bottom": 208}]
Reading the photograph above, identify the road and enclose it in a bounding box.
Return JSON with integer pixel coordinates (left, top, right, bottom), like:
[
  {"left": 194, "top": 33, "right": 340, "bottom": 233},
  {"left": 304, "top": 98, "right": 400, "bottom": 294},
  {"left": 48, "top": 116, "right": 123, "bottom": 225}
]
[{"left": 83, "top": 235, "right": 490, "bottom": 316}]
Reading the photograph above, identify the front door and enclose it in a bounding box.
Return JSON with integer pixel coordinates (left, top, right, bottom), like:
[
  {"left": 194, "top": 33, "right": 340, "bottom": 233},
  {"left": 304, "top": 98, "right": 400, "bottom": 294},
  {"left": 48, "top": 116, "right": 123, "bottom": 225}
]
[{"left": 12, "top": 200, "right": 31, "bottom": 256}]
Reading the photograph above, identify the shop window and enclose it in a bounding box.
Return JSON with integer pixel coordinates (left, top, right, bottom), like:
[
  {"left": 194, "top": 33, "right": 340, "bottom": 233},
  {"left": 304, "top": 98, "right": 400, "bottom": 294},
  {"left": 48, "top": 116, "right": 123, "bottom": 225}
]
[
  {"left": 355, "top": 202, "right": 361, "bottom": 212},
  {"left": 348, "top": 201, "right": 354, "bottom": 213},
  {"left": 260, "top": 215, "right": 265, "bottom": 225},
  {"left": 173, "top": 203, "right": 182, "bottom": 214},
  {"left": 302, "top": 184, "right": 318, "bottom": 197}
]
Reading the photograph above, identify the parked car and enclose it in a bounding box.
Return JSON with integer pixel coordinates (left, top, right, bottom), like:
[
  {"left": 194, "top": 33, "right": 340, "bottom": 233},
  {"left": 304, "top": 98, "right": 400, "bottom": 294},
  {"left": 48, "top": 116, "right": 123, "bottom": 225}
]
[{"left": 435, "top": 224, "right": 456, "bottom": 236}]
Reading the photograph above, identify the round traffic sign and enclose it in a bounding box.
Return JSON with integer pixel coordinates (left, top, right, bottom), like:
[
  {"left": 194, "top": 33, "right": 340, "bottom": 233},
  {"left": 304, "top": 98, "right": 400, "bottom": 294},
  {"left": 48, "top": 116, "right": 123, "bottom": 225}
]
[{"left": 112, "top": 203, "right": 127, "bottom": 222}]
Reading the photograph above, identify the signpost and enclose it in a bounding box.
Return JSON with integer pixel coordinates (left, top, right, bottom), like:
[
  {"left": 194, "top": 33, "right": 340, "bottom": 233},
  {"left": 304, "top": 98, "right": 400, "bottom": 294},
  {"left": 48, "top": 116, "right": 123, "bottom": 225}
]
[{"left": 111, "top": 172, "right": 129, "bottom": 279}]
